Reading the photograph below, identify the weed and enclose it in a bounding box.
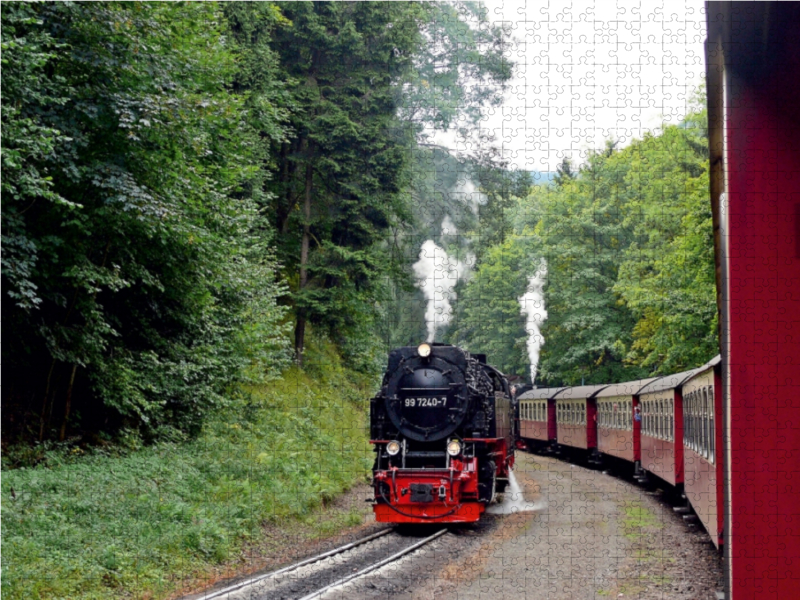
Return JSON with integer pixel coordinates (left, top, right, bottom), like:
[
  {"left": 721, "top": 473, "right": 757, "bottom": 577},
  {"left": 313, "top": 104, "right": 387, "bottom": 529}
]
[{"left": 2, "top": 356, "right": 375, "bottom": 600}]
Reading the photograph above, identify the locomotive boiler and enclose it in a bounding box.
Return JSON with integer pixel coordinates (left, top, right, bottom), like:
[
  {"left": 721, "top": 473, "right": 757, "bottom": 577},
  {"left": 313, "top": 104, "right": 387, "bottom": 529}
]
[{"left": 370, "top": 343, "right": 515, "bottom": 523}]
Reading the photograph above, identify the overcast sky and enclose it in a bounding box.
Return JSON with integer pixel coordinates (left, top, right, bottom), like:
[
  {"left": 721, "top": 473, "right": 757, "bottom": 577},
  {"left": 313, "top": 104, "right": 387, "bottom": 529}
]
[{"left": 438, "top": 0, "right": 708, "bottom": 174}]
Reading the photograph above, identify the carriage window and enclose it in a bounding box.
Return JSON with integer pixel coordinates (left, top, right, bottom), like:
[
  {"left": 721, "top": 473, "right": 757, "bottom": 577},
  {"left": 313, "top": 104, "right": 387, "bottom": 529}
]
[
  {"left": 667, "top": 400, "right": 673, "bottom": 441},
  {"left": 703, "top": 387, "right": 710, "bottom": 459},
  {"left": 708, "top": 387, "right": 715, "bottom": 463},
  {"left": 692, "top": 391, "right": 698, "bottom": 452},
  {"left": 642, "top": 401, "right": 647, "bottom": 435},
  {"left": 657, "top": 399, "right": 661, "bottom": 439},
  {"left": 665, "top": 398, "right": 670, "bottom": 440},
  {"left": 686, "top": 392, "right": 692, "bottom": 450},
  {"left": 655, "top": 399, "right": 661, "bottom": 439},
  {"left": 699, "top": 388, "right": 706, "bottom": 457}
]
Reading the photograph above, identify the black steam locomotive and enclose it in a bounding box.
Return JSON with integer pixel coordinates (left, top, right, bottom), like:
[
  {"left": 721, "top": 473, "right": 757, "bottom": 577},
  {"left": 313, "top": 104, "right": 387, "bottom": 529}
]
[{"left": 370, "top": 343, "right": 516, "bottom": 523}]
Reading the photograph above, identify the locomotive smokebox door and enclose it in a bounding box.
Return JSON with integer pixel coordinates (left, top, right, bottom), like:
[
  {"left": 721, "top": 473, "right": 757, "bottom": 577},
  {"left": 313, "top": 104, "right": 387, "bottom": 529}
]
[
  {"left": 410, "top": 483, "right": 434, "bottom": 503},
  {"left": 385, "top": 355, "right": 468, "bottom": 442}
]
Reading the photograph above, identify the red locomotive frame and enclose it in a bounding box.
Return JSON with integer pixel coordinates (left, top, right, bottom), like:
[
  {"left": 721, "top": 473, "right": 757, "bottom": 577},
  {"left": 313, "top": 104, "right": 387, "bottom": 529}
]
[{"left": 371, "top": 438, "right": 513, "bottom": 524}]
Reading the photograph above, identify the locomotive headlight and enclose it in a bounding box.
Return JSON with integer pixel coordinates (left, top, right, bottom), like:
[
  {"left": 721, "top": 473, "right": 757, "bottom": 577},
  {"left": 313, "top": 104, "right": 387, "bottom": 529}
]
[
  {"left": 446, "top": 439, "right": 462, "bottom": 457},
  {"left": 417, "top": 343, "right": 432, "bottom": 358},
  {"left": 386, "top": 440, "right": 401, "bottom": 456}
]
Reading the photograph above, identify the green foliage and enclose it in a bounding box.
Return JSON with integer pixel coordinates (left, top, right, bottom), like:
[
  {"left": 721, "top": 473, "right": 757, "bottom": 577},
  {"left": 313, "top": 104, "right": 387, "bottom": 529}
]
[
  {"left": 2, "top": 2, "right": 290, "bottom": 440},
  {"left": 401, "top": 2, "right": 513, "bottom": 135},
  {"left": 1, "top": 359, "right": 373, "bottom": 600},
  {"left": 254, "top": 2, "right": 425, "bottom": 359},
  {"left": 446, "top": 235, "right": 533, "bottom": 376},
  {"left": 613, "top": 109, "right": 717, "bottom": 373},
  {"left": 456, "top": 101, "right": 717, "bottom": 385}
]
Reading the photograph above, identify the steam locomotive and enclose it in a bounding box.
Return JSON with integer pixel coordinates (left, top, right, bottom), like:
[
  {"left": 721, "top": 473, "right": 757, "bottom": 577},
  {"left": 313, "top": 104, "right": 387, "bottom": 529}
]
[{"left": 370, "top": 343, "right": 515, "bottom": 523}]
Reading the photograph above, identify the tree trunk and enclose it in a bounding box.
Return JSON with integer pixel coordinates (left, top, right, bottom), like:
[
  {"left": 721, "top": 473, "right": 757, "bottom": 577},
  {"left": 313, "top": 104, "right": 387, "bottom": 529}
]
[
  {"left": 59, "top": 364, "right": 78, "bottom": 442},
  {"left": 39, "top": 358, "right": 57, "bottom": 441},
  {"left": 294, "top": 161, "right": 313, "bottom": 364}
]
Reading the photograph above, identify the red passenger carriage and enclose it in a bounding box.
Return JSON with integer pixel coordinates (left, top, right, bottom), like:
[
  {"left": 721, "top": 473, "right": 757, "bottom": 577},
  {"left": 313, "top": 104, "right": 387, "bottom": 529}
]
[
  {"left": 635, "top": 370, "right": 700, "bottom": 488},
  {"left": 594, "top": 378, "right": 657, "bottom": 466},
  {"left": 517, "top": 387, "right": 562, "bottom": 451},
  {"left": 706, "top": 3, "right": 800, "bottom": 595},
  {"left": 552, "top": 384, "right": 606, "bottom": 458},
  {"left": 681, "top": 356, "right": 723, "bottom": 548}
]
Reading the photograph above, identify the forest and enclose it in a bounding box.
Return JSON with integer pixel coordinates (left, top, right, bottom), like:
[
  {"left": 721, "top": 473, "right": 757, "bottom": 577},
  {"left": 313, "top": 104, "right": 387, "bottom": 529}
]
[{"left": 2, "top": 3, "right": 717, "bottom": 598}]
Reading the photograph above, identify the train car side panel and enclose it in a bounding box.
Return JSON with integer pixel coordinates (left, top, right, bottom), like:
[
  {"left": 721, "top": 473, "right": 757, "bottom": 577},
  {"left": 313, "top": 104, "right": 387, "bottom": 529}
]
[
  {"left": 547, "top": 400, "right": 557, "bottom": 441},
  {"left": 706, "top": 4, "right": 800, "bottom": 595},
  {"left": 521, "top": 419, "right": 547, "bottom": 441},
  {"left": 597, "top": 395, "right": 634, "bottom": 462},
  {"left": 682, "top": 365, "right": 721, "bottom": 547},
  {"left": 641, "top": 435, "right": 677, "bottom": 487},
  {"left": 586, "top": 399, "right": 598, "bottom": 449},
  {"left": 639, "top": 388, "right": 679, "bottom": 486}
]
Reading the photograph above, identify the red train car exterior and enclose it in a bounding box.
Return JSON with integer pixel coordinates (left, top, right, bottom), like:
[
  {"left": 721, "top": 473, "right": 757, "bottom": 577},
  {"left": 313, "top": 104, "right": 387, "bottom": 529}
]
[
  {"left": 554, "top": 385, "right": 607, "bottom": 451},
  {"left": 595, "top": 379, "right": 658, "bottom": 464},
  {"left": 682, "top": 357, "right": 723, "bottom": 548},
  {"left": 636, "top": 370, "right": 699, "bottom": 487},
  {"left": 518, "top": 387, "right": 563, "bottom": 450},
  {"left": 706, "top": 3, "right": 800, "bottom": 596}
]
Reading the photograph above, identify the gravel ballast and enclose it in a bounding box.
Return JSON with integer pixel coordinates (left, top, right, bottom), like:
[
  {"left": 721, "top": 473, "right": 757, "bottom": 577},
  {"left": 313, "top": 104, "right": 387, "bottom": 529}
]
[{"left": 183, "top": 452, "right": 724, "bottom": 600}]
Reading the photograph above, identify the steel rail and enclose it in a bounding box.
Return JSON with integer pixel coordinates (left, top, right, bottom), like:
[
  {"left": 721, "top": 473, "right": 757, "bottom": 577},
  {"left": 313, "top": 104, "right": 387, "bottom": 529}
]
[
  {"left": 296, "top": 528, "right": 448, "bottom": 600},
  {"left": 200, "top": 527, "right": 393, "bottom": 599}
]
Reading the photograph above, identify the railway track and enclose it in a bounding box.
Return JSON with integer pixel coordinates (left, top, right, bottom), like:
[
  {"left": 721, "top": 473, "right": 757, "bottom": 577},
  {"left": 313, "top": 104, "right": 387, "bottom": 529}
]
[{"left": 198, "top": 527, "right": 448, "bottom": 600}]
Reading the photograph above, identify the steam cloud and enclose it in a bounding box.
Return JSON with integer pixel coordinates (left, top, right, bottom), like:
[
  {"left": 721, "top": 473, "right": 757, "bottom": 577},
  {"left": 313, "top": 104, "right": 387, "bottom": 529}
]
[
  {"left": 441, "top": 214, "right": 457, "bottom": 237},
  {"left": 518, "top": 258, "right": 548, "bottom": 383},
  {"left": 452, "top": 178, "right": 487, "bottom": 216},
  {"left": 413, "top": 240, "right": 474, "bottom": 342}
]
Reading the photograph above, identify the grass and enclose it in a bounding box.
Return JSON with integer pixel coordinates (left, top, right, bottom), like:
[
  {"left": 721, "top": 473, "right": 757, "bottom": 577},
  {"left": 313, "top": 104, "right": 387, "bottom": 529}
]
[
  {"left": 1, "top": 353, "right": 376, "bottom": 600},
  {"left": 617, "top": 498, "right": 673, "bottom": 593},
  {"left": 619, "top": 499, "right": 662, "bottom": 540}
]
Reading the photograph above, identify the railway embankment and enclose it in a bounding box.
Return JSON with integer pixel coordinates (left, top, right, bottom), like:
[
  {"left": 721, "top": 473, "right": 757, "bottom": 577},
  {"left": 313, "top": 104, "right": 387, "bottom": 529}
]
[{"left": 1, "top": 349, "right": 377, "bottom": 600}]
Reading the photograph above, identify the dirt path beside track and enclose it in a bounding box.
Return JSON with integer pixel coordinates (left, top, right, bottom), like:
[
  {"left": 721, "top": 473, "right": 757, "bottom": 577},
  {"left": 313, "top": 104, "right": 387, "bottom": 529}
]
[
  {"left": 405, "top": 452, "right": 724, "bottom": 600},
  {"left": 182, "top": 453, "right": 723, "bottom": 600}
]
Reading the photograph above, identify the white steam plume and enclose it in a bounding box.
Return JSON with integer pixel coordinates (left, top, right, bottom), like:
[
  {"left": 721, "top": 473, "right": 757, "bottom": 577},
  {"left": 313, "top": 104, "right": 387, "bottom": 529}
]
[
  {"left": 452, "top": 178, "right": 487, "bottom": 216},
  {"left": 413, "top": 240, "right": 474, "bottom": 342},
  {"left": 518, "top": 258, "right": 548, "bottom": 383},
  {"left": 441, "top": 214, "right": 457, "bottom": 237}
]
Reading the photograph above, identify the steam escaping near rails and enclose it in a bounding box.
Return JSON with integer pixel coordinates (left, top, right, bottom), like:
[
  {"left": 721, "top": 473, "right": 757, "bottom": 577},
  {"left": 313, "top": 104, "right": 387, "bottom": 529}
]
[
  {"left": 413, "top": 240, "right": 474, "bottom": 342},
  {"left": 518, "top": 258, "right": 548, "bottom": 383}
]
